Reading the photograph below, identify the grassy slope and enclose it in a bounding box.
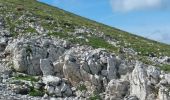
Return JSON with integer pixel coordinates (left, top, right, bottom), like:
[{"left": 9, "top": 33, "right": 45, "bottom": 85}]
[{"left": 1, "top": 0, "right": 170, "bottom": 58}]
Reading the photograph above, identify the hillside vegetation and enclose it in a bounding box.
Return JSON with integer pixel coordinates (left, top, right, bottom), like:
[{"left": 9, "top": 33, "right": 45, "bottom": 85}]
[{"left": 1, "top": 0, "right": 170, "bottom": 57}]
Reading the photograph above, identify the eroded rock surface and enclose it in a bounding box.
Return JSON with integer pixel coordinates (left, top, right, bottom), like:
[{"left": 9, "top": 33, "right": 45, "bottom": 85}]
[{"left": 1, "top": 35, "right": 170, "bottom": 100}]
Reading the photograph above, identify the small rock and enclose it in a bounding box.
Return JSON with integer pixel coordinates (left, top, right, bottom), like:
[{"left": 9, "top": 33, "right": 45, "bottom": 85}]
[
  {"left": 42, "top": 75, "right": 61, "bottom": 86},
  {"left": 47, "top": 86, "right": 55, "bottom": 95},
  {"left": 61, "top": 83, "right": 72, "bottom": 96},
  {"left": 43, "top": 93, "right": 49, "bottom": 99},
  {"left": 54, "top": 87, "right": 62, "bottom": 97},
  {"left": 124, "top": 95, "right": 139, "bottom": 100},
  {"left": 34, "top": 82, "right": 45, "bottom": 90}
]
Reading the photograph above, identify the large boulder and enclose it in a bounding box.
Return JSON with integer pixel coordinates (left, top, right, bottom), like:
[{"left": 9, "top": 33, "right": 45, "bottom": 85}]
[
  {"left": 130, "top": 62, "right": 148, "bottom": 100},
  {"left": 12, "top": 43, "right": 47, "bottom": 75},
  {"left": 5, "top": 38, "right": 67, "bottom": 75},
  {"left": 13, "top": 43, "right": 47, "bottom": 75},
  {"left": 130, "top": 62, "right": 158, "bottom": 100}
]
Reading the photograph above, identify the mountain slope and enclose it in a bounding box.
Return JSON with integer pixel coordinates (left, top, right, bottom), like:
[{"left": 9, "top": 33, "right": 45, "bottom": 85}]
[
  {"left": 1, "top": 0, "right": 170, "bottom": 71},
  {"left": 1, "top": 0, "right": 170, "bottom": 100},
  {"left": 1, "top": 0, "right": 170, "bottom": 56}
]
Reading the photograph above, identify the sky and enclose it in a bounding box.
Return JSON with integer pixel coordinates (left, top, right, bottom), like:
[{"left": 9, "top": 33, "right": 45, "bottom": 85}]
[{"left": 38, "top": 0, "right": 170, "bottom": 44}]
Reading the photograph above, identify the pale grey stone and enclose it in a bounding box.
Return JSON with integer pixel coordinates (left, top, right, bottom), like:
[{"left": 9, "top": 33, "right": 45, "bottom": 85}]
[
  {"left": 40, "top": 59, "right": 54, "bottom": 76},
  {"left": 42, "top": 75, "right": 61, "bottom": 86}
]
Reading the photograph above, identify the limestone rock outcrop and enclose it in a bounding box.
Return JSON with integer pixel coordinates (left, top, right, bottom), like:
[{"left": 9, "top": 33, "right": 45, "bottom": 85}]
[{"left": 1, "top": 36, "right": 170, "bottom": 100}]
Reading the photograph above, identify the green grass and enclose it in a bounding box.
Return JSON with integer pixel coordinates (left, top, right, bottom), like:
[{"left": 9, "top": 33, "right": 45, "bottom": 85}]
[
  {"left": 87, "top": 37, "right": 118, "bottom": 52},
  {"left": 13, "top": 74, "right": 44, "bottom": 96},
  {"left": 89, "top": 93, "right": 102, "bottom": 100},
  {"left": 13, "top": 74, "right": 44, "bottom": 97},
  {"left": 29, "top": 87, "right": 45, "bottom": 97},
  {"left": 157, "top": 64, "right": 170, "bottom": 72},
  {"left": 49, "top": 32, "right": 118, "bottom": 52},
  {"left": 77, "top": 84, "right": 87, "bottom": 91},
  {"left": 14, "top": 75, "right": 39, "bottom": 82}
]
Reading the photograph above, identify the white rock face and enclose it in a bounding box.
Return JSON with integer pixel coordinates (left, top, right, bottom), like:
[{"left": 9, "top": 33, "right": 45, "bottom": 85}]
[
  {"left": 107, "top": 56, "right": 118, "bottom": 80},
  {"left": 40, "top": 59, "right": 54, "bottom": 76},
  {"left": 4, "top": 37, "right": 67, "bottom": 75},
  {"left": 12, "top": 43, "right": 47, "bottom": 75},
  {"left": 158, "top": 85, "right": 170, "bottom": 100},
  {"left": 87, "top": 59, "right": 102, "bottom": 75},
  {"left": 129, "top": 62, "right": 162, "bottom": 100},
  {"left": 130, "top": 62, "right": 149, "bottom": 100},
  {"left": 147, "top": 65, "right": 160, "bottom": 84},
  {"left": 164, "top": 74, "right": 170, "bottom": 84},
  {"left": 42, "top": 75, "right": 61, "bottom": 85},
  {"left": 47, "top": 46, "right": 65, "bottom": 62},
  {"left": 2, "top": 35, "right": 170, "bottom": 100}
]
